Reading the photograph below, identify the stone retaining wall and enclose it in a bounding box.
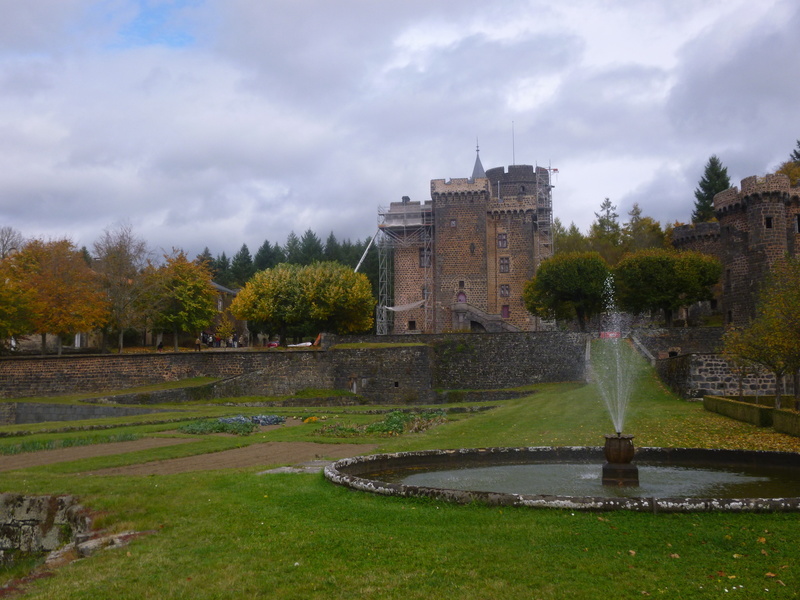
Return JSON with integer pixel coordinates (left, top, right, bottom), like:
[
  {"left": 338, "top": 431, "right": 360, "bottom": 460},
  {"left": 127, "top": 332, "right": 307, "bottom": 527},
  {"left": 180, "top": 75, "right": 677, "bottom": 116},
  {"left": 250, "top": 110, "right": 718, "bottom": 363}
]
[
  {"left": 5, "top": 403, "right": 167, "bottom": 426},
  {"left": 0, "top": 332, "right": 588, "bottom": 403},
  {"left": 656, "top": 353, "right": 784, "bottom": 398}
]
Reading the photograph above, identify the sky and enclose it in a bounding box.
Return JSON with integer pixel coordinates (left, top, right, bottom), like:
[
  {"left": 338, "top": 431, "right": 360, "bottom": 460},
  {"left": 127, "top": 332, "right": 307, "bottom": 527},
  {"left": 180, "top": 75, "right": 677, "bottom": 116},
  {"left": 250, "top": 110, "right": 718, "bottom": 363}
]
[{"left": 1, "top": 0, "right": 799, "bottom": 260}]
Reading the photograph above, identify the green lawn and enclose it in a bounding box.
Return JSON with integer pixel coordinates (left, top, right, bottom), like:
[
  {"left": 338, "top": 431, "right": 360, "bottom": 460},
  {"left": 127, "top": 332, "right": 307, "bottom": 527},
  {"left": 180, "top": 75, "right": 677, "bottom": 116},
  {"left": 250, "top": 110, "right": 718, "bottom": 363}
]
[{"left": 1, "top": 354, "right": 799, "bottom": 599}]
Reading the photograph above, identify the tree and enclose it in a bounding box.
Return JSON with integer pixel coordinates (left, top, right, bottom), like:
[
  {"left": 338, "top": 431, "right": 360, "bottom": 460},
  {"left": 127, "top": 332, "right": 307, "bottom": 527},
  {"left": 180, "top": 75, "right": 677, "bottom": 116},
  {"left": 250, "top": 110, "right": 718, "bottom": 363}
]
[
  {"left": 0, "top": 226, "right": 23, "bottom": 259},
  {"left": 299, "top": 229, "right": 324, "bottom": 265},
  {"left": 722, "top": 258, "right": 800, "bottom": 407},
  {"left": 0, "top": 255, "right": 34, "bottom": 350},
  {"left": 231, "top": 262, "right": 375, "bottom": 344},
  {"left": 145, "top": 251, "right": 218, "bottom": 351},
  {"left": 301, "top": 262, "right": 375, "bottom": 334},
  {"left": 790, "top": 139, "right": 800, "bottom": 163},
  {"left": 283, "top": 231, "right": 302, "bottom": 264},
  {"left": 196, "top": 247, "right": 214, "bottom": 269},
  {"left": 692, "top": 155, "right": 730, "bottom": 223},
  {"left": 230, "top": 244, "right": 255, "bottom": 287},
  {"left": 254, "top": 239, "right": 283, "bottom": 271},
  {"left": 523, "top": 252, "right": 610, "bottom": 332},
  {"left": 553, "top": 218, "right": 590, "bottom": 255},
  {"left": 212, "top": 252, "right": 233, "bottom": 287},
  {"left": 613, "top": 249, "right": 721, "bottom": 326},
  {"left": 9, "top": 239, "right": 109, "bottom": 355},
  {"left": 324, "top": 232, "right": 341, "bottom": 263},
  {"left": 622, "top": 203, "right": 667, "bottom": 251},
  {"left": 230, "top": 263, "right": 305, "bottom": 345},
  {"left": 93, "top": 223, "right": 151, "bottom": 353},
  {"left": 775, "top": 160, "right": 800, "bottom": 186},
  {"left": 589, "top": 198, "right": 624, "bottom": 264}
]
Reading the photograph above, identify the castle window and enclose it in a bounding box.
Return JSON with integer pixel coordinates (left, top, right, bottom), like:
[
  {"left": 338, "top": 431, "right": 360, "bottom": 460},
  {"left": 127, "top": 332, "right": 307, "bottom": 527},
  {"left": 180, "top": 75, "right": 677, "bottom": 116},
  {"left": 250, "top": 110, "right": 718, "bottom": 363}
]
[
  {"left": 469, "top": 243, "right": 475, "bottom": 255},
  {"left": 500, "top": 284, "right": 510, "bottom": 297},
  {"left": 419, "top": 247, "right": 431, "bottom": 268},
  {"left": 408, "top": 320, "right": 416, "bottom": 331},
  {"left": 795, "top": 215, "right": 800, "bottom": 233},
  {"left": 765, "top": 216, "right": 773, "bottom": 229},
  {"left": 450, "top": 219, "right": 457, "bottom": 228},
  {"left": 497, "top": 233, "right": 508, "bottom": 248},
  {"left": 459, "top": 280, "right": 465, "bottom": 289},
  {"left": 501, "top": 305, "right": 510, "bottom": 319},
  {"left": 457, "top": 291, "right": 467, "bottom": 303},
  {"left": 499, "top": 257, "right": 510, "bottom": 273}
]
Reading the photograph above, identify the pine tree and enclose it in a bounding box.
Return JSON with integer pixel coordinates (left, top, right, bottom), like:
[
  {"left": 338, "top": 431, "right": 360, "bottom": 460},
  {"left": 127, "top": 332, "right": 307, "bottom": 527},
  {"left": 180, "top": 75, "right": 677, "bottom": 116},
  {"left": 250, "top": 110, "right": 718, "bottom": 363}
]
[
  {"left": 283, "top": 232, "right": 301, "bottom": 264},
  {"left": 254, "top": 239, "right": 277, "bottom": 271},
  {"left": 692, "top": 155, "right": 730, "bottom": 223},
  {"left": 299, "top": 229, "right": 324, "bottom": 264},
  {"left": 230, "top": 244, "right": 254, "bottom": 287},
  {"left": 324, "top": 232, "right": 341, "bottom": 263},
  {"left": 790, "top": 140, "right": 800, "bottom": 163},
  {"left": 213, "top": 252, "right": 233, "bottom": 287}
]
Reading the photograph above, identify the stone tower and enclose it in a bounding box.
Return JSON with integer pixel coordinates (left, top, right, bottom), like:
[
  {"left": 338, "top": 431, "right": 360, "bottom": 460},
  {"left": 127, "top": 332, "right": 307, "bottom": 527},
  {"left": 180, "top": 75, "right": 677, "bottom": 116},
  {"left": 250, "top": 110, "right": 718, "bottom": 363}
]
[
  {"left": 714, "top": 173, "right": 800, "bottom": 325},
  {"left": 378, "top": 150, "right": 554, "bottom": 334}
]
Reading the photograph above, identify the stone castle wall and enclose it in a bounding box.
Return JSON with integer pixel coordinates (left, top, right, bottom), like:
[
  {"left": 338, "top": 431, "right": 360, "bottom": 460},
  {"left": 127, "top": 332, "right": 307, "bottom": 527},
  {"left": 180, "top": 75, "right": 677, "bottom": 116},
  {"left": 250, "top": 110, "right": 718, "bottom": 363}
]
[{"left": 714, "top": 173, "right": 800, "bottom": 325}]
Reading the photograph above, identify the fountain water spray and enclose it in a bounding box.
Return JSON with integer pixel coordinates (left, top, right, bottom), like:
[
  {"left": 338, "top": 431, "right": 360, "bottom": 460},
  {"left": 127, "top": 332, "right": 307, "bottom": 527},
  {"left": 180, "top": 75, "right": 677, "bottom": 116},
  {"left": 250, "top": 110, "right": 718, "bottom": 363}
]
[
  {"left": 592, "top": 276, "right": 635, "bottom": 435},
  {"left": 592, "top": 276, "right": 639, "bottom": 486}
]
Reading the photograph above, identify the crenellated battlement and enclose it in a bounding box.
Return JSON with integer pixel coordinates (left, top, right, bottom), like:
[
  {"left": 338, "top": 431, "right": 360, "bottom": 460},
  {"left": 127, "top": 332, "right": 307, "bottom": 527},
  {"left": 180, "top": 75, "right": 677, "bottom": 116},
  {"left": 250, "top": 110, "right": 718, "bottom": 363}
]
[
  {"left": 431, "top": 177, "right": 489, "bottom": 195},
  {"left": 740, "top": 173, "right": 792, "bottom": 195},
  {"left": 672, "top": 221, "right": 720, "bottom": 243},
  {"left": 715, "top": 173, "right": 799, "bottom": 213}
]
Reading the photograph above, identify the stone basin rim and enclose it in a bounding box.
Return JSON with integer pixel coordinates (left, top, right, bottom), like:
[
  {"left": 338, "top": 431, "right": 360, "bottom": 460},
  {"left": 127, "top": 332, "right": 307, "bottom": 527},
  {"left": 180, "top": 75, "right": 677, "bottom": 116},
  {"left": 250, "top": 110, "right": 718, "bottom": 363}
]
[{"left": 323, "top": 446, "right": 800, "bottom": 513}]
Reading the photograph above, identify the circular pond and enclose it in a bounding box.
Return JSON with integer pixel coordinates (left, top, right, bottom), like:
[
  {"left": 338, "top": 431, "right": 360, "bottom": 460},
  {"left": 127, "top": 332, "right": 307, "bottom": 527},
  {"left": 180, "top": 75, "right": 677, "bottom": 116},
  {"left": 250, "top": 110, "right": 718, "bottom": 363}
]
[{"left": 324, "top": 447, "right": 800, "bottom": 512}]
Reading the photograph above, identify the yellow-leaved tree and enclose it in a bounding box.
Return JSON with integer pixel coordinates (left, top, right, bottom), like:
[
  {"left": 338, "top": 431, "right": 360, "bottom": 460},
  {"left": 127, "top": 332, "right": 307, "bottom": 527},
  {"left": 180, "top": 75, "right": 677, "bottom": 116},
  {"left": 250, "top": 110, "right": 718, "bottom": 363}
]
[{"left": 231, "top": 262, "right": 374, "bottom": 345}]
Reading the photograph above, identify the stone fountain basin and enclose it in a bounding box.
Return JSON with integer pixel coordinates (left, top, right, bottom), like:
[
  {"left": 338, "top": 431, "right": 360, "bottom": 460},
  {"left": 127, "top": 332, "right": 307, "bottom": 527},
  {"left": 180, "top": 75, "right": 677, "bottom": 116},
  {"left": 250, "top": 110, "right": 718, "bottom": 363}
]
[{"left": 324, "top": 446, "right": 800, "bottom": 513}]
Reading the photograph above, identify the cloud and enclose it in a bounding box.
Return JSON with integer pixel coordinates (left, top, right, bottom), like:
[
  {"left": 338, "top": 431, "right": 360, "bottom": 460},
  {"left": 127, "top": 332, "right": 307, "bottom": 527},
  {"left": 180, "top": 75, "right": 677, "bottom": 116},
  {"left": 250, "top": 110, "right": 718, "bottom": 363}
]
[{"left": 0, "top": 0, "right": 797, "bottom": 258}]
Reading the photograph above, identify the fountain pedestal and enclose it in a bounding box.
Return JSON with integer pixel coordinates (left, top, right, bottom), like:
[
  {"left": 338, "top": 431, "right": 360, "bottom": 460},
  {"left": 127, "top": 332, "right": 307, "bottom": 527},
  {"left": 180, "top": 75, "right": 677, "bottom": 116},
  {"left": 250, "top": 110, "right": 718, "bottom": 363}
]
[{"left": 602, "top": 433, "right": 639, "bottom": 487}]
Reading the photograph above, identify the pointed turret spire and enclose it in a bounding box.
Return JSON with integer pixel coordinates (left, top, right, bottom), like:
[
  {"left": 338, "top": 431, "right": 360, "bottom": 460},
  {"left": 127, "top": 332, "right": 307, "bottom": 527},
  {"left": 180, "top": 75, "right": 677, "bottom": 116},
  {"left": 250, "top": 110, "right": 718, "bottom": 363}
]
[{"left": 472, "top": 139, "right": 486, "bottom": 179}]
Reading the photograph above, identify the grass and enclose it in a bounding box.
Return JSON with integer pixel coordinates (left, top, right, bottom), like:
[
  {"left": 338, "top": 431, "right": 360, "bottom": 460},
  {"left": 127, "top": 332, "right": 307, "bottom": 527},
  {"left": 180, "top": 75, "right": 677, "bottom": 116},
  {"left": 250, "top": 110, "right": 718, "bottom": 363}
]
[{"left": 1, "top": 353, "right": 799, "bottom": 598}]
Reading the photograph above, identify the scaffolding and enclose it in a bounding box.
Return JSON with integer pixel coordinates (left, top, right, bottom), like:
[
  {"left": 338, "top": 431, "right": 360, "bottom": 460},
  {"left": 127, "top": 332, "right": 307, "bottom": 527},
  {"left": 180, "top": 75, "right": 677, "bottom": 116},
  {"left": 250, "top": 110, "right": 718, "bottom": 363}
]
[
  {"left": 535, "top": 166, "right": 556, "bottom": 266},
  {"left": 376, "top": 200, "right": 434, "bottom": 335}
]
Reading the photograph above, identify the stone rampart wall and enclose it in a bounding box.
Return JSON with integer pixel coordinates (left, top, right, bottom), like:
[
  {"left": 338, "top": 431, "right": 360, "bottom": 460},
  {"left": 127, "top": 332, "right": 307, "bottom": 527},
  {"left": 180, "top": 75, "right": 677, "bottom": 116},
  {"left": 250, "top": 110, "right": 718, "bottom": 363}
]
[
  {"left": 0, "top": 332, "right": 587, "bottom": 403},
  {"left": 633, "top": 328, "right": 724, "bottom": 359},
  {"left": 656, "top": 353, "right": 784, "bottom": 398}
]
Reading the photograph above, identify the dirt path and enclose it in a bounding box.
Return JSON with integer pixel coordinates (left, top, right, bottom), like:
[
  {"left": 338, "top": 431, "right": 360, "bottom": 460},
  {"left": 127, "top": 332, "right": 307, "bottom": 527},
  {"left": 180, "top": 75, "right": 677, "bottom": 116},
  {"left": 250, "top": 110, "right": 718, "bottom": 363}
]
[
  {"left": 0, "top": 438, "right": 197, "bottom": 472},
  {"left": 1, "top": 418, "right": 378, "bottom": 475},
  {"left": 84, "top": 442, "right": 379, "bottom": 476}
]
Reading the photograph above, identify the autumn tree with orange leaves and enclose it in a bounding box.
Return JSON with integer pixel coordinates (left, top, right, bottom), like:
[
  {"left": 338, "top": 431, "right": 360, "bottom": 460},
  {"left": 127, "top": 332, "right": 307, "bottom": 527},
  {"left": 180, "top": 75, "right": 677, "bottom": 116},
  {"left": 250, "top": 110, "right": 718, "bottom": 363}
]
[{"left": 7, "top": 239, "right": 109, "bottom": 355}]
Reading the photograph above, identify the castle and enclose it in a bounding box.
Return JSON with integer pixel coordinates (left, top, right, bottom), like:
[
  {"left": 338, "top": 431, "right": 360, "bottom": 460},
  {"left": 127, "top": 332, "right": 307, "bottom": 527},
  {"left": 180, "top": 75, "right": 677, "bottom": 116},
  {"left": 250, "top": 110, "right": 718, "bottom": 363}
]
[
  {"left": 377, "top": 150, "right": 554, "bottom": 334},
  {"left": 672, "top": 173, "right": 800, "bottom": 326}
]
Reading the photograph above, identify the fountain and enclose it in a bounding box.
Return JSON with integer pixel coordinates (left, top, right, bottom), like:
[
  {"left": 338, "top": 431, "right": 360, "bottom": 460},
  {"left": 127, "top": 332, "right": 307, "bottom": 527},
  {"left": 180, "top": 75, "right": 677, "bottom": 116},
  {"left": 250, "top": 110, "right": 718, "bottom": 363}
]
[
  {"left": 593, "top": 277, "right": 639, "bottom": 486},
  {"left": 324, "top": 285, "right": 800, "bottom": 512}
]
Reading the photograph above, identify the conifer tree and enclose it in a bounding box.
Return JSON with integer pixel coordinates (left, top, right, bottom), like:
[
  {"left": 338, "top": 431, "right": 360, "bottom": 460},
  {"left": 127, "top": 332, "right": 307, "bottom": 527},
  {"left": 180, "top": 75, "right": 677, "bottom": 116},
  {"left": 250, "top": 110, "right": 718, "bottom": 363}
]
[
  {"left": 790, "top": 139, "right": 800, "bottom": 163},
  {"left": 230, "top": 243, "right": 254, "bottom": 287},
  {"left": 692, "top": 155, "right": 730, "bottom": 223}
]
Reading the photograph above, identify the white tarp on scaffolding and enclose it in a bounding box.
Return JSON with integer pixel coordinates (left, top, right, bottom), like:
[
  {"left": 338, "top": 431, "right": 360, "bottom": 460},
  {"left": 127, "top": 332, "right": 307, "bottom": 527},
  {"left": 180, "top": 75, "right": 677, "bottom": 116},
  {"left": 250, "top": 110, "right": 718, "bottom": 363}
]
[{"left": 385, "top": 300, "right": 426, "bottom": 312}]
